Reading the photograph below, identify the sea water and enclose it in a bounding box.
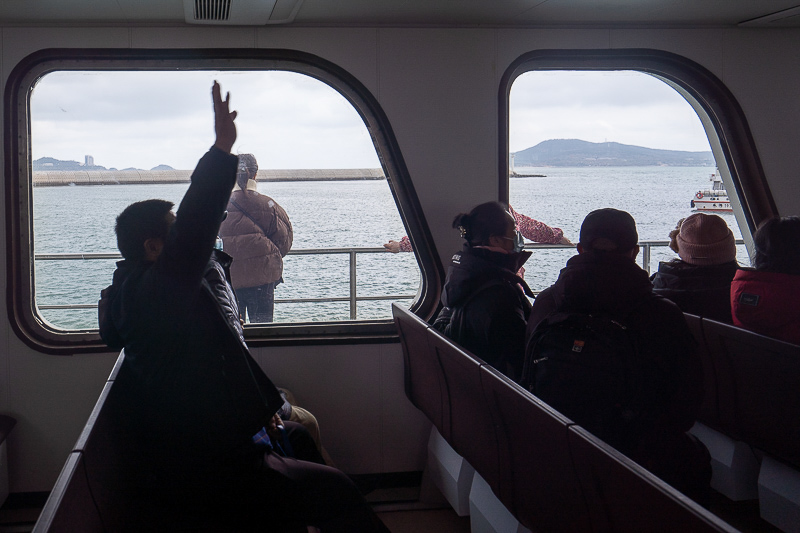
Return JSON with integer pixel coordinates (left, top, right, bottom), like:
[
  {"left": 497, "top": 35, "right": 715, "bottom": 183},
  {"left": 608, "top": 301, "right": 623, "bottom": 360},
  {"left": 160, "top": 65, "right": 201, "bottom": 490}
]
[{"left": 33, "top": 166, "right": 747, "bottom": 330}]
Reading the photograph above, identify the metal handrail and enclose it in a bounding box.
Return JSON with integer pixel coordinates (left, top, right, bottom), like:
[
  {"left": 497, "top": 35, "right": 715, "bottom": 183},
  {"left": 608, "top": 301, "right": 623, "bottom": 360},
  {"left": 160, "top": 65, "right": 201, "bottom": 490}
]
[
  {"left": 523, "top": 239, "right": 745, "bottom": 274},
  {"left": 33, "top": 239, "right": 747, "bottom": 317},
  {"left": 34, "top": 247, "right": 416, "bottom": 320}
]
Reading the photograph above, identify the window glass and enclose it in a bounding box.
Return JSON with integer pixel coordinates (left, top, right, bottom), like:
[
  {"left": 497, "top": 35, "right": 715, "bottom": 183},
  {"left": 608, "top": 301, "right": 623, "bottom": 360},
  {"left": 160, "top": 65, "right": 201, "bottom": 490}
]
[
  {"left": 508, "top": 70, "right": 748, "bottom": 294},
  {"left": 31, "top": 70, "right": 420, "bottom": 330}
]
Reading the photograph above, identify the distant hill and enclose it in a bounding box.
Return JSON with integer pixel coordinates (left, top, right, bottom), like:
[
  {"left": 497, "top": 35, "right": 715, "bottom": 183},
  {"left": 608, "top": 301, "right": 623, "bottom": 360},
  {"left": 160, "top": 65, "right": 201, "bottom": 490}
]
[
  {"left": 33, "top": 157, "right": 173, "bottom": 172},
  {"left": 512, "top": 139, "right": 714, "bottom": 167}
]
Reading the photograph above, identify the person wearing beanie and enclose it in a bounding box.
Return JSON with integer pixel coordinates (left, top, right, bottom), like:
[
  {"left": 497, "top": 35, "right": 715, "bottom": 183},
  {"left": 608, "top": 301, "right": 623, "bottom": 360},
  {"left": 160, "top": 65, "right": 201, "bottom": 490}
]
[
  {"left": 651, "top": 213, "right": 739, "bottom": 323},
  {"left": 219, "top": 153, "right": 292, "bottom": 323}
]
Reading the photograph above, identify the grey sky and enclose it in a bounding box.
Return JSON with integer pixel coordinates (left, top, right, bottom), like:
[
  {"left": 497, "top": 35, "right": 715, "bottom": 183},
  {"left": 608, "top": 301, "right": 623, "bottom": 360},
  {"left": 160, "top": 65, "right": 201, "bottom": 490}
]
[
  {"left": 510, "top": 70, "right": 712, "bottom": 154},
  {"left": 31, "top": 69, "right": 712, "bottom": 171}
]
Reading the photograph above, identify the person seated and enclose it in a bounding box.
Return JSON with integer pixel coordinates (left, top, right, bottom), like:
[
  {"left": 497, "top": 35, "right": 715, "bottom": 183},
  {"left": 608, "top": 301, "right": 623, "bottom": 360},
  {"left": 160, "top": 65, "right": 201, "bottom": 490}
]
[
  {"left": 731, "top": 216, "right": 800, "bottom": 344},
  {"left": 526, "top": 208, "right": 711, "bottom": 505},
  {"left": 433, "top": 201, "right": 534, "bottom": 381},
  {"left": 98, "top": 82, "right": 388, "bottom": 532},
  {"left": 650, "top": 213, "right": 739, "bottom": 323}
]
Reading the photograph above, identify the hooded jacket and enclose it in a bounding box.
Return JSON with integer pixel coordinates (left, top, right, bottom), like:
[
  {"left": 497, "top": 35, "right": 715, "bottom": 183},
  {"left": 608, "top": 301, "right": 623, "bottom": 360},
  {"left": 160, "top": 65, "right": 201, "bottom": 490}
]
[
  {"left": 528, "top": 252, "right": 702, "bottom": 439},
  {"left": 98, "top": 147, "right": 283, "bottom": 481},
  {"left": 436, "top": 244, "right": 533, "bottom": 380},
  {"left": 731, "top": 268, "right": 800, "bottom": 345},
  {"left": 650, "top": 259, "right": 738, "bottom": 323},
  {"left": 527, "top": 251, "right": 708, "bottom": 500},
  {"left": 219, "top": 184, "right": 292, "bottom": 289}
]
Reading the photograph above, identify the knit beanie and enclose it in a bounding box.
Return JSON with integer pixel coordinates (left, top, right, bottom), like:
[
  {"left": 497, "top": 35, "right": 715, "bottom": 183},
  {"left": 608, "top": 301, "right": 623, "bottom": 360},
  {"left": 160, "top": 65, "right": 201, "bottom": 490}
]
[{"left": 677, "top": 213, "right": 736, "bottom": 266}]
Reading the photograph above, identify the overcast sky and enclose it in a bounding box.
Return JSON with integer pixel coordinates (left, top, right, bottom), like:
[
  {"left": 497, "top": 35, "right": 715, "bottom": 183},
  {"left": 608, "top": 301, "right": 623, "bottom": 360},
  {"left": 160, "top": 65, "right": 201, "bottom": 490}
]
[{"left": 30, "top": 69, "right": 711, "bottom": 171}]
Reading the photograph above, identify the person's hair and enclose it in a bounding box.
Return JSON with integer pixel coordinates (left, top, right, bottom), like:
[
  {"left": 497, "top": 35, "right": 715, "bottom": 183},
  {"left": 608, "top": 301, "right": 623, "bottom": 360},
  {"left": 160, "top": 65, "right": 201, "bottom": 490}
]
[
  {"left": 452, "top": 201, "right": 512, "bottom": 246},
  {"left": 753, "top": 216, "right": 800, "bottom": 275},
  {"left": 237, "top": 153, "right": 258, "bottom": 190},
  {"left": 115, "top": 199, "right": 175, "bottom": 260}
]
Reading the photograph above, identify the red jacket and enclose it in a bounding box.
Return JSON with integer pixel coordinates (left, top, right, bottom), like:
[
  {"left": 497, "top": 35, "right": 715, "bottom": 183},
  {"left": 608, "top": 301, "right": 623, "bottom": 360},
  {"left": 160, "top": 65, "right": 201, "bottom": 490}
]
[{"left": 731, "top": 269, "right": 800, "bottom": 345}]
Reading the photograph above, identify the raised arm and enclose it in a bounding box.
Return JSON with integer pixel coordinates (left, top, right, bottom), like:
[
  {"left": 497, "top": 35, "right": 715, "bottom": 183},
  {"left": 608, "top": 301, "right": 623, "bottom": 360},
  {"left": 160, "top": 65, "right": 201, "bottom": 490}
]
[
  {"left": 159, "top": 82, "right": 240, "bottom": 285},
  {"left": 213, "top": 81, "right": 237, "bottom": 154},
  {"left": 384, "top": 236, "right": 413, "bottom": 253},
  {"left": 510, "top": 205, "right": 571, "bottom": 245}
]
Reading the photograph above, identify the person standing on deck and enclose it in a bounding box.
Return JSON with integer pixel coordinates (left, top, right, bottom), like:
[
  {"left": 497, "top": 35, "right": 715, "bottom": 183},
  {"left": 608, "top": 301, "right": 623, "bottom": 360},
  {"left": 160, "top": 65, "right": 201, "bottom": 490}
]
[{"left": 219, "top": 153, "right": 292, "bottom": 323}]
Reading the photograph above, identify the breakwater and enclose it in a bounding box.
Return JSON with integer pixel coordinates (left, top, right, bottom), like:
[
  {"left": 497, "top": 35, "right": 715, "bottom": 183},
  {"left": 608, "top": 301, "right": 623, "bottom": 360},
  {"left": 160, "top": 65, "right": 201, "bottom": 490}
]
[{"left": 33, "top": 168, "right": 385, "bottom": 186}]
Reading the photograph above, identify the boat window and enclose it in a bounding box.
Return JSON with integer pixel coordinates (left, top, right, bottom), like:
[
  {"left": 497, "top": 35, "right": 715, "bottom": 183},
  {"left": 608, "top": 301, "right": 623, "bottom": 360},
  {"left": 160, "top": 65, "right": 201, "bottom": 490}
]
[
  {"left": 8, "top": 50, "right": 437, "bottom": 353},
  {"left": 501, "top": 52, "right": 776, "bottom": 295}
]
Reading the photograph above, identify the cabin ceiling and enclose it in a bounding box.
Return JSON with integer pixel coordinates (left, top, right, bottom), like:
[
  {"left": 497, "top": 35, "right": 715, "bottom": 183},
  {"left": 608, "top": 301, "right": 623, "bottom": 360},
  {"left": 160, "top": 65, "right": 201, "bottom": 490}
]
[{"left": 1, "top": 0, "right": 800, "bottom": 27}]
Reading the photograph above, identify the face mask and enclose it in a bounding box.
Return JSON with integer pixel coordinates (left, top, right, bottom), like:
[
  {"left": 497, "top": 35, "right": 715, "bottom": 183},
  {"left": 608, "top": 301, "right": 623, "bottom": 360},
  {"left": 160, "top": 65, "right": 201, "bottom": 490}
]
[
  {"left": 502, "top": 231, "right": 525, "bottom": 253},
  {"left": 214, "top": 236, "right": 224, "bottom": 251},
  {"left": 513, "top": 230, "right": 525, "bottom": 253}
]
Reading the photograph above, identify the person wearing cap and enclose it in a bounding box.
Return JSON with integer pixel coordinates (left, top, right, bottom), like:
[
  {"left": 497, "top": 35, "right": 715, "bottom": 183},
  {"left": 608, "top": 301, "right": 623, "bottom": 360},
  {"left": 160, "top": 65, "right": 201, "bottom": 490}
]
[
  {"left": 526, "top": 208, "right": 710, "bottom": 505},
  {"left": 651, "top": 213, "right": 739, "bottom": 323},
  {"left": 731, "top": 216, "right": 800, "bottom": 344},
  {"left": 219, "top": 153, "right": 292, "bottom": 323}
]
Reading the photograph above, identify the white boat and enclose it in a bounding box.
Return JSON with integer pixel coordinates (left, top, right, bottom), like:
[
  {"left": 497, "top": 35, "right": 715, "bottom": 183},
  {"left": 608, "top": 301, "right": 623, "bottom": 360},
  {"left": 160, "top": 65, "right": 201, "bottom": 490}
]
[{"left": 691, "top": 170, "right": 732, "bottom": 211}]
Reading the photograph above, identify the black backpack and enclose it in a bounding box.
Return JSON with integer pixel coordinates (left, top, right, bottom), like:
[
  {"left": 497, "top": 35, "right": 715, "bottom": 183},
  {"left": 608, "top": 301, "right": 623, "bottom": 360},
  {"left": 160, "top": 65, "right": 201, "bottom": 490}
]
[{"left": 521, "top": 309, "right": 659, "bottom": 451}]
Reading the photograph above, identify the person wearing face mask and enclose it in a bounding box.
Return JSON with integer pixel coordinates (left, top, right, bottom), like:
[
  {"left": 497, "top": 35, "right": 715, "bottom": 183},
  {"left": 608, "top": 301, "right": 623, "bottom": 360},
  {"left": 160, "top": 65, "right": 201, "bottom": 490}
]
[{"left": 433, "top": 201, "right": 534, "bottom": 381}]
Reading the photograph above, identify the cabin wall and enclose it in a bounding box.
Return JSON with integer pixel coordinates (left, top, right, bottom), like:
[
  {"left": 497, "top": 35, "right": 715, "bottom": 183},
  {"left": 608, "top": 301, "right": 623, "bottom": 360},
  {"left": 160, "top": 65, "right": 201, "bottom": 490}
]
[{"left": 0, "top": 25, "right": 797, "bottom": 493}]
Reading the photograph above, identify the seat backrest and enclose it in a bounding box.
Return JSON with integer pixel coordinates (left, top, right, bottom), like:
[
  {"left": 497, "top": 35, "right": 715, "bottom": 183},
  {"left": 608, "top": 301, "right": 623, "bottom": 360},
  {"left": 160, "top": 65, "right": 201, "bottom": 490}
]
[
  {"left": 480, "top": 365, "right": 591, "bottom": 532},
  {"left": 392, "top": 303, "right": 450, "bottom": 439},
  {"left": 568, "top": 425, "right": 739, "bottom": 533},
  {"left": 427, "top": 327, "right": 500, "bottom": 491},
  {"left": 702, "top": 318, "right": 800, "bottom": 468},
  {"left": 683, "top": 313, "right": 720, "bottom": 429},
  {"left": 33, "top": 452, "right": 104, "bottom": 533}
]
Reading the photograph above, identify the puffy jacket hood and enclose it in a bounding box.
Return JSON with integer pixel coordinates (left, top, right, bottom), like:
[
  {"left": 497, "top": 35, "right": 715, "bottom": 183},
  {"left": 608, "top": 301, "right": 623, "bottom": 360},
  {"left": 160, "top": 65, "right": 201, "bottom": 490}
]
[{"left": 441, "top": 244, "right": 532, "bottom": 308}]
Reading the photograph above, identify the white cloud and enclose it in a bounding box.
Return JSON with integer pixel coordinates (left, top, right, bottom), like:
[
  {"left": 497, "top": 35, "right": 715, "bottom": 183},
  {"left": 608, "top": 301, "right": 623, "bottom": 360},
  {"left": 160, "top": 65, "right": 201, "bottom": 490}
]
[
  {"left": 31, "top": 70, "right": 381, "bottom": 170},
  {"left": 30, "top": 68, "right": 713, "bottom": 170}
]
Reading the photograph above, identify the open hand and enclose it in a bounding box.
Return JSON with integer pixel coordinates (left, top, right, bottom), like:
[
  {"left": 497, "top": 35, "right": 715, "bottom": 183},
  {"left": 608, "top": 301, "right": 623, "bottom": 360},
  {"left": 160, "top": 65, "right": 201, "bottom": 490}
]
[
  {"left": 383, "top": 240, "right": 401, "bottom": 253},
  {"left": 212, "top": 81, "right": 237, "bottom": 153}
]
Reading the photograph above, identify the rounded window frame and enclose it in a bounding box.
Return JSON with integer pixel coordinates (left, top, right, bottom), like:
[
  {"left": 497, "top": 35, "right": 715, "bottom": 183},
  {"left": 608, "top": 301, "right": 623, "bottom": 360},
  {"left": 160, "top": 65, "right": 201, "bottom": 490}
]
[
  {"left": 5, "top": 48, "right": 443, "bottom": 354},
  {"left": 498, "top": 49, "right": 777, "bottom": 241}
]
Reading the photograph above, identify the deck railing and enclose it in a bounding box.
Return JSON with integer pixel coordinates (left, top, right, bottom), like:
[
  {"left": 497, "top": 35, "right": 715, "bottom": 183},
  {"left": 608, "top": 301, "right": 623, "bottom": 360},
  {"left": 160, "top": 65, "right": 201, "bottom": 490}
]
[
  {"left": 33, "top": 239, "right": 746, "bottom": 319},
  {"left": 34, "top": 247, "right": 417, "bottom": 320}
]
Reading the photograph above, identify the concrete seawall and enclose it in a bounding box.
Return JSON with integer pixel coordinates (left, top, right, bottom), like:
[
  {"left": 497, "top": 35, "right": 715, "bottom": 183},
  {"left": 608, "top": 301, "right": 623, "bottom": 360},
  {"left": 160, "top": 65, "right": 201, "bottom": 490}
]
[{"left": 33, "top": 168, "right": 385, "bottom": 186}]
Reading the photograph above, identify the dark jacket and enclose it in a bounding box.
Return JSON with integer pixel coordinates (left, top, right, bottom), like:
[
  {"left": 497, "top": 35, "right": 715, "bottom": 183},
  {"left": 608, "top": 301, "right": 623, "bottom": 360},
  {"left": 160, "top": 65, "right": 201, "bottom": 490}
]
[
  {"left": 731, "top": 268, "right": 800, "bottom": 345},
  {"left": 650, "top": 259, "right": 738, "bottom": 323},
  {"left": 219, "top": 187, "right": 293, "bottom": 289},
  {"left": 527, "top": 252, "right": 709, "bottom": 500},
  {"left": 528, "top": 252, "right": 701, "bottom": 435},
  {"left": 98, "top": 147, "right": 283, "bottom": 482},
  {"left": 436, "top": 245, "right": 533, "bottom": 380}
]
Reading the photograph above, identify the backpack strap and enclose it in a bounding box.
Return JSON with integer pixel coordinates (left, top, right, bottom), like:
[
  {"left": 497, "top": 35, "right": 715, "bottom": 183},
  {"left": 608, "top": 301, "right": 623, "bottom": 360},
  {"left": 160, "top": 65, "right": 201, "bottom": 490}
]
[{"left": 433, "top": 276, "right": 506, "bottom": 336}]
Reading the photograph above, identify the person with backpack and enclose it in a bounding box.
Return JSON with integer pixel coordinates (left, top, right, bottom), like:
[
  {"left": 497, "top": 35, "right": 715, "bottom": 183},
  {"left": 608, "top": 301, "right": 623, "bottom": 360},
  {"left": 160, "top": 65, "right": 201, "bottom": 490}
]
[
  {"left": 523, "top": 208, "right": 711, "bottom": 505},
  {"left": 434, "top": 201, "right": 534, "bottom": 381}
]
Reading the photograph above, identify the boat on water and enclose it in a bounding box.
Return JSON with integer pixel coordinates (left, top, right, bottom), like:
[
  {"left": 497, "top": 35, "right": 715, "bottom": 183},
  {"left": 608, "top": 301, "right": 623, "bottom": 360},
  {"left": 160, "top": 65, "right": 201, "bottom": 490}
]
[{"left": 691, "top": 170, "right": 732, "bottom": 211}]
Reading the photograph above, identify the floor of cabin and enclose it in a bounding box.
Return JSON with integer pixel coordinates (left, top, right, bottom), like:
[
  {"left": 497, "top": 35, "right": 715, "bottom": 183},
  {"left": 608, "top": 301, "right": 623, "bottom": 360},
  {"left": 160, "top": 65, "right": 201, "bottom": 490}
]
[{"left": 0, "top": 488, "right": 783, "bottom": 532}]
